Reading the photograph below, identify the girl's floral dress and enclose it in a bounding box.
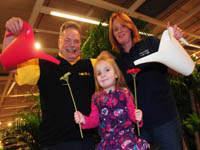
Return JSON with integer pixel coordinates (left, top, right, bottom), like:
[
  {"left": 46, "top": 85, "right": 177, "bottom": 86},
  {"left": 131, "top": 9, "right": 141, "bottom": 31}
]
[{"left": 81, "top": 88, "right": 150, "bottom": 150}]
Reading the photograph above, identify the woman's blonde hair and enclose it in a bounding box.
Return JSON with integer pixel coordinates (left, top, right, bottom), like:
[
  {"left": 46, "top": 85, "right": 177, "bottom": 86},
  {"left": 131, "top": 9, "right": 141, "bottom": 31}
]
[
  {"left": 109, "top": 12, "right": 141, "bottom": 53},
  {"left": 94, "top": 51, "right": 128, "bottom": 92}
]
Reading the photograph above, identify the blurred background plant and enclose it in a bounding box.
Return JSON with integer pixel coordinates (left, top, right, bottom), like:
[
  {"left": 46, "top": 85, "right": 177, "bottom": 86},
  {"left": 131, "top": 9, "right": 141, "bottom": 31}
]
[
  {"left": 170, "top": 63, "right": 200, "bottom": 150},
  {"left": 1, "top": 94, "right": 41, "bottom": 150}
]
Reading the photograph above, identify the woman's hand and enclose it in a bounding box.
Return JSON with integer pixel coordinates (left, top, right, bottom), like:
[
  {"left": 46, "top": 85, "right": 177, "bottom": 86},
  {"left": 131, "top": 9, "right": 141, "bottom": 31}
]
[
  {"left": 173, "top": 24, "right": 183, "bottom": 40},
  {"left": 167, "top": 22, "right": 183, "bottom": 40},
  {"left": 74, "top": 111, "right": 85, "bottom": 124},
  {"left": 134, "top": 109, "right": 143, "bottom": 122}
]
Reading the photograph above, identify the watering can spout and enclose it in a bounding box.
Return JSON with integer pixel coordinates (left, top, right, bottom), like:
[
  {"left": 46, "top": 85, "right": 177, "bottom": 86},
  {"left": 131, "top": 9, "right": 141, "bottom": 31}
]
[{"left": 134, "top": 52, "right": 161, "bottom": 65}]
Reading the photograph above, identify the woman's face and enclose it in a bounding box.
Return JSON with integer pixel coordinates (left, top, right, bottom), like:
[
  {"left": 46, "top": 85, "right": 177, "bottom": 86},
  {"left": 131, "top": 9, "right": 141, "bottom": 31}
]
[{"left": 112, "top": 18, "right": 132, "bottom": 46}]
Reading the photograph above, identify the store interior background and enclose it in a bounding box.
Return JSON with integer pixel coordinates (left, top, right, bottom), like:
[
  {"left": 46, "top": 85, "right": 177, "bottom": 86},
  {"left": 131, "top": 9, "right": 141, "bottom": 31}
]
[{"left": 0, "top": 0, "right": 200, "bottom": 149}]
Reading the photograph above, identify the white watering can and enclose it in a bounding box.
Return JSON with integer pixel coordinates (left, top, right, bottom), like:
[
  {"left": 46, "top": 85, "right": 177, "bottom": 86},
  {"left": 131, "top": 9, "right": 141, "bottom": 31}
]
[{"left": 134, "top": 27, "right": 195, "bottom": 76}]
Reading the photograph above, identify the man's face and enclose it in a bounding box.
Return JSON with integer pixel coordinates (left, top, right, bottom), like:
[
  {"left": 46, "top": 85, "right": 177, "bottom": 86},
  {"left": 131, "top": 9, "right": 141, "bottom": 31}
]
[{"left": 58, "top": 28, "right": 81, "bottom": 62}]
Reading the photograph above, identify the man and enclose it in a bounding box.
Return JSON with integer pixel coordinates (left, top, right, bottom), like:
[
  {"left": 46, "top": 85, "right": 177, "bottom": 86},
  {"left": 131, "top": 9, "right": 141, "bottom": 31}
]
[{"left": 2, "top": 17, "right": 96, "bottom": 150}]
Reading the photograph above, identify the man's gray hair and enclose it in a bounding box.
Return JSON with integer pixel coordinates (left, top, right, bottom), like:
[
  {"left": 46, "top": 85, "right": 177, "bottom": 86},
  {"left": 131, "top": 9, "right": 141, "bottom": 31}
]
[{"left": 59, "top": 21, "right": 81, "bottom": 37}]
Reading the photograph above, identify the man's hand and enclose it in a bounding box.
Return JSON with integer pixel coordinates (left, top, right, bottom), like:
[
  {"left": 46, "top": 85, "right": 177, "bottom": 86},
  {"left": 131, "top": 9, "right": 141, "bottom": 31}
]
[{"left": 5, "top": 17, "right": 23, "bottom": 36}]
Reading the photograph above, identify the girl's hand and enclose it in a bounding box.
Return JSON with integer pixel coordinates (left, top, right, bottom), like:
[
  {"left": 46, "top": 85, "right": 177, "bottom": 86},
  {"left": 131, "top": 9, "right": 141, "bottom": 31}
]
[
  {"left": 74, "top": 111, "right": 85, "bottom": 124},
  {"left": 134, "top": 109, "right": 143, "bottom": 122}
]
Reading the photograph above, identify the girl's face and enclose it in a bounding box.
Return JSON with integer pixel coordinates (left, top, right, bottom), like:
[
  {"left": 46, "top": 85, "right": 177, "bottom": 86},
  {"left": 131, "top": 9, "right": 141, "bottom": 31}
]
[
  {"left": 95, "top": 60, "right": 118, "bottom": 93},
  {"left": 112, "top": 18, "right": 132, "bottom": 46}
]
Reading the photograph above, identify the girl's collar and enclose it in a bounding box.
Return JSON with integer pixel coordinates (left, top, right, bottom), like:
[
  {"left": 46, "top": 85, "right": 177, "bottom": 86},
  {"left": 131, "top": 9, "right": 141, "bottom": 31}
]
[{"left": 100, "top": 88, "right": 118, "bottom": 94}]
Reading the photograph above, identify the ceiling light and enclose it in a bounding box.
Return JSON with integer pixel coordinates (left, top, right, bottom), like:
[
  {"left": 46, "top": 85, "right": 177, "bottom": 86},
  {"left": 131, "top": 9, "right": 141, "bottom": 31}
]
[{"left": 50, "top": 11, "right": 108, "bottom": 26}]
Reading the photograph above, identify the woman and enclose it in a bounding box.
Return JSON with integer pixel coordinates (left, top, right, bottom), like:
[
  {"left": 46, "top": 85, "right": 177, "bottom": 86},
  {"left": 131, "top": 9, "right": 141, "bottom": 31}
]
[{"left": 109, "top": 12, "right": 183, "bottom": 150}]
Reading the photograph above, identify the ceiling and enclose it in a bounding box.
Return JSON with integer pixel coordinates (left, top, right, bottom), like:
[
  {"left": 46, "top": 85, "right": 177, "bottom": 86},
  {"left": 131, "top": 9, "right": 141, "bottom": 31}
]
[{"left": 0, "top": 0, "right": 200, "bottom": 129}]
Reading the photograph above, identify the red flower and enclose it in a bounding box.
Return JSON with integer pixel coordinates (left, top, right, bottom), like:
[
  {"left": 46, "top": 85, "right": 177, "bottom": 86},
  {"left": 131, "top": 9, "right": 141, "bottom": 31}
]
[
  {"left": 126, "top": 68, "right": 141, "bottom": 136},
  {"left": 127, "top": 68, "right": 141, "bottom": 74}
]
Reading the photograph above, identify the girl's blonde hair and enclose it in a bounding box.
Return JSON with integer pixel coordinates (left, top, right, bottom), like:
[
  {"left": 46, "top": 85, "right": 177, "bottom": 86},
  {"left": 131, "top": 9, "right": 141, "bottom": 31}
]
[
  {"left": 94, "top": 51, "right": 128, "bottom": 92},
  {"left": 109, "top": 12, "right": 141, "bottom": 53}
]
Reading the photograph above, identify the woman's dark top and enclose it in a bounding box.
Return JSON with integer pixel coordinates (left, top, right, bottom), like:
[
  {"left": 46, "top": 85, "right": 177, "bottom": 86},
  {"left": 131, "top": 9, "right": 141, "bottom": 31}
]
[{"left": 116, "top": 36, "right": 178, "bottom": 128}]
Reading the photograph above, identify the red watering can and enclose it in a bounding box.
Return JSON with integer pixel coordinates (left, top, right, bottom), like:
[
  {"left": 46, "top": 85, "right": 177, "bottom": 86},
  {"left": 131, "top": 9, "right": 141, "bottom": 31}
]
[{"left": 0, "top": 21, "right": 60, "bottom": 69}]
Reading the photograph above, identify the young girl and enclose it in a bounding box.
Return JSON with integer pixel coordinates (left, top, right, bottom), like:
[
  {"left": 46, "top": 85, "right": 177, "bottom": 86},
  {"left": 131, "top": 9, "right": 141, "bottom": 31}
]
[{"left": 74, "top": 52, "right": 150, "bottom": 150}]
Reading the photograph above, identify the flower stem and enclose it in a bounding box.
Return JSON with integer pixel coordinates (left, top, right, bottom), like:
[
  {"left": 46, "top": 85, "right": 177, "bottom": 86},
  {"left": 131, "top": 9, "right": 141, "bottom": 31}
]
[
  {"left": 133, "top": 75, "right": 138, "bottom": 109},
  {"left": 60, "top": 72, "right": 84, "bottom": 139},
  {"left": 133, "top": 74, "right": 140, "bottom": 137},
  {"left": 66, "top": 80, "right": 84, "bottom": 139}
]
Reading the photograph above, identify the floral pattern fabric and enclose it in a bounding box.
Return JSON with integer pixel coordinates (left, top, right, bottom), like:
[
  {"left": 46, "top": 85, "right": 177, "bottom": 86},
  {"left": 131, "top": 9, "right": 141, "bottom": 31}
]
[{"left": 93, "top": 89, "right": 150, "bottom": 150}]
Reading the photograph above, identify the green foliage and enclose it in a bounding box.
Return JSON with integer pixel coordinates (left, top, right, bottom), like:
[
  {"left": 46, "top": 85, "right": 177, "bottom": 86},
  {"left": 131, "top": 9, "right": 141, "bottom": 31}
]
[
  {"left": 170, "top": 64, "right": 200, "bottom": 118},
  {"left": 132, "top": 18, "right": 151, "bottom": 39},
  {"left": 81, "top": 23, "right": 114, "bottom": 58},
  {"left": 169, "top": 64, "right": 200, "bottom": 149},
  {"left": 1, "top": 94, "right": 41, "bottom": 150},
  {"left": 13, "top": 112, "right": 41, "bottom": 149},
  {"left": 183, "top": 113, "right": 200, "bottom": 132},
  {"left": 170, "top": 74, "right": 191, "bottom": 120},
  {"left": 187, "top": 65, "right": 200, "bottom": 104}
]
